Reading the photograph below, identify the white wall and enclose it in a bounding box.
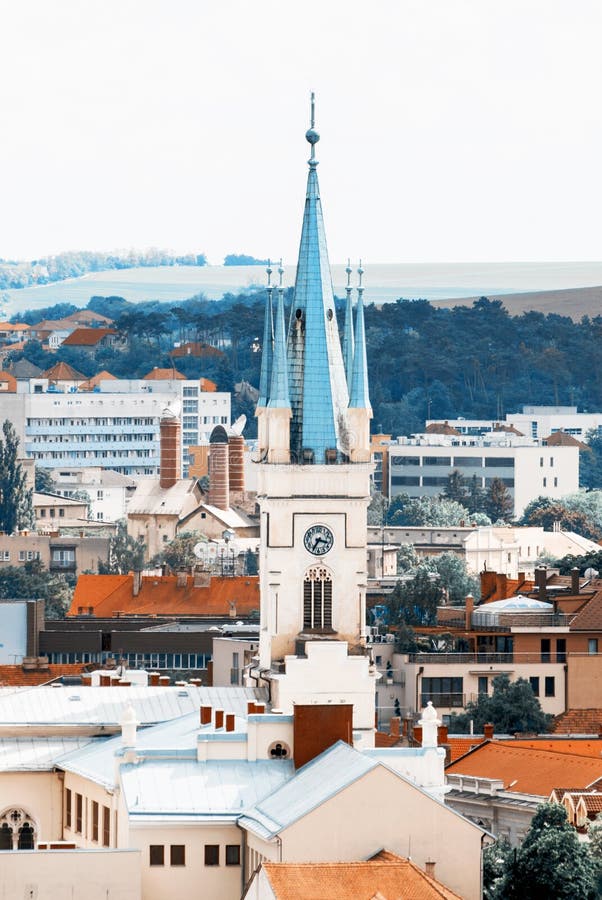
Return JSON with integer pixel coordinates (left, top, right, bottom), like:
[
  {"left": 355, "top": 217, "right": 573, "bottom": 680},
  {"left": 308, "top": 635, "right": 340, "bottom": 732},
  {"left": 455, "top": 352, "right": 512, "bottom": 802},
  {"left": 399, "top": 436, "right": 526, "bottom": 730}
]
[{"left": 0, "top": 848, "right": 141, "bottom": 900}]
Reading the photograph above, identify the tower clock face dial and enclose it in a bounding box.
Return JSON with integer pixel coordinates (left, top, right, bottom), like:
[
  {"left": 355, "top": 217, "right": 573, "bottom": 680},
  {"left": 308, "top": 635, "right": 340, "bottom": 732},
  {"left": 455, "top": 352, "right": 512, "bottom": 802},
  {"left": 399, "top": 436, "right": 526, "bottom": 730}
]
[{"left": 304, "top": 524, "right": 334, "bottom": 556}]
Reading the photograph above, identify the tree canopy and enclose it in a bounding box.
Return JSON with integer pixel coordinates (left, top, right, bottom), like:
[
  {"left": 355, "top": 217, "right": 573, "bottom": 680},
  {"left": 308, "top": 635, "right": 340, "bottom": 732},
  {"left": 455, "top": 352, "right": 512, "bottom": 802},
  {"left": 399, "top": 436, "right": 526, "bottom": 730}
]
[
  {"left": 0, "top": 560, "right": 72, "bottom": 618},
  {"left": 449, "top": 674, "right": 551, "bottom": 735},
  {"left": 0, "top": 421, "right": 33, "bottom": 534},
  {"left": 98, "top": 520, "right": 146, "bottom": 574}
]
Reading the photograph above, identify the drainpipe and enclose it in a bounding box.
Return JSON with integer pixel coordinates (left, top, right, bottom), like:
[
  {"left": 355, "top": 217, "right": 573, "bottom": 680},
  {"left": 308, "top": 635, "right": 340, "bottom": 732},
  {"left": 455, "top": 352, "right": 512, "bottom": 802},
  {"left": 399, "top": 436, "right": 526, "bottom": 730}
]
[
  {"left": 415, "top": 666, "right": 424, "bottom": 715},
  {"left": 564, "top": 663, "right": 568, "bottom": 714}
]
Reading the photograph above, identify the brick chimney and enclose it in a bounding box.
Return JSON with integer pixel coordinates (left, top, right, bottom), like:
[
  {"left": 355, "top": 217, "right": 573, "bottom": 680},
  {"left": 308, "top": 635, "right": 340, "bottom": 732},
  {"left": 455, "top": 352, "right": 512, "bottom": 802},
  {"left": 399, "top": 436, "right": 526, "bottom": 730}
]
[
  {"left": 535, "top": 565, "right": 547, "bottom": 602},
  {"left": 228, "top": 434, "right": 245, "bottom": 502},
  {"left": 208, "top": 425, "right": 229, "bottom": 510},
  {"left": 465, "top": 594, "right": 474, "bottom": 630},
  {"left": 293, "top": 703, "right": 353, "bottom": 769},
  {"left": 483, "top": 722, "right": 494, "bottom": 739},
  {"left": 571, "top": 566, "right": 580, "bottom": 595},
  {"left": 159, "top": 408, "right": 181, "bottom": 490}
]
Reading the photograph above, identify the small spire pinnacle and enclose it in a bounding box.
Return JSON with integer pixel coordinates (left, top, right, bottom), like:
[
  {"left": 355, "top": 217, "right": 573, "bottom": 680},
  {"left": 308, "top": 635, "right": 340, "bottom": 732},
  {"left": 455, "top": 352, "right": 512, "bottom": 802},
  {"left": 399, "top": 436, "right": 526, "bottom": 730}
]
[
  {"left": 257, "top": 262, "right": 275, "bottom": 407},
  {"left": 349, "top": 262, "right": 371, "bottom": 411},
  {"left": 342, "top": 257, "right": 355, "bottom": 387},
  {"left": 269, "top": 269, "right": 291, "bottom": 409},
  {"left": 305, "top": 91, "right": 320, "bottom": 168}
]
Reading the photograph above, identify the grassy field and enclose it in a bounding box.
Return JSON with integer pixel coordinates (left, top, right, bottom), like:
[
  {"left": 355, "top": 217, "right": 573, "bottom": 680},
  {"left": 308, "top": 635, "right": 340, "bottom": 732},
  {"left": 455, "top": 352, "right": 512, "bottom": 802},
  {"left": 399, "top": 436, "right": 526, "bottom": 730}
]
[{"left": 2, "top": 262, "right": 602, "bottom": 321}]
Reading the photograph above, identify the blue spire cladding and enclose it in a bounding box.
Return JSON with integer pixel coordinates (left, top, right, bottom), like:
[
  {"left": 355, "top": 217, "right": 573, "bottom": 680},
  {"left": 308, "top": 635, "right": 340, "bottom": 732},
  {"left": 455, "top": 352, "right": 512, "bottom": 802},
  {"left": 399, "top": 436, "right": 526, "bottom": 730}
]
[
  {"left": 268, "top": 289, "right": 291, "bottom": 409},
  {"left": 257, "top": 287, "right": 274, "bottom": 408},
  {"left": 342, "top": 264, "right": 355, "bottom": 389},
  {"left": 287, "top": 110, "right": 350, "bottom": 463},
  {"left": 349, "top": 288, "right": 371, "bottom": 410}
]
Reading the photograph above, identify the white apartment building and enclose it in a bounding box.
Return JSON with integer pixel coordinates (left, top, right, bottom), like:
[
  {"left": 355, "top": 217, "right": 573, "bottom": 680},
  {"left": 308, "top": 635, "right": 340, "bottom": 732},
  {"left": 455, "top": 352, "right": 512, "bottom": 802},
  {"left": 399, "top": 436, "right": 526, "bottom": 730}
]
[
  {"left": 387, "top": 434, "right": 579, "bottom": 517},
  {"left": 0, "top": 376, "right": 230, "bottom": 477},
  {"left": 434, "top": 405, "right": 602, "bottom": 441},
  {"left": 51, "top": 467, "right": 137, "bottom": 522}
]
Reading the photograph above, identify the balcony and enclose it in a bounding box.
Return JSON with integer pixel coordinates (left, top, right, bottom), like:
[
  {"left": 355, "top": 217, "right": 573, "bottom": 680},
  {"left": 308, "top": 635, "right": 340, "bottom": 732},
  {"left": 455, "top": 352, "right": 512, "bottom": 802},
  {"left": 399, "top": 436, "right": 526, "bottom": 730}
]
[
  {"left": 421, "top": 692, "right": 465, "bottom": 708},
  {"left": 408, "top": 651, "right": 567, "bottom": 665},
  {"left": 49, "top": 559, "right": 76, "bottom": 572}
]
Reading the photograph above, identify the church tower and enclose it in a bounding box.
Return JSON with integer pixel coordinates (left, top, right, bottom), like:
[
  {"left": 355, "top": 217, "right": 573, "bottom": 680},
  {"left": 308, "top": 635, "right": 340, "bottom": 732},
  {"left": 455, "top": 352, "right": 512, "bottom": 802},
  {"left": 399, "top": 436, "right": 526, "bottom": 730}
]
[{"left": 254, "top": 97, "right": 376, "bottom": 744}]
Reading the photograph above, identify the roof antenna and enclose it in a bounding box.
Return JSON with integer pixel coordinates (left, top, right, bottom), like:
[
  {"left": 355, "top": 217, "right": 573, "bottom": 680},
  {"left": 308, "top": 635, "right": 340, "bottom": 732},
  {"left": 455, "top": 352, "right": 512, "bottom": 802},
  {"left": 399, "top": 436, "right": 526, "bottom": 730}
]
[{"left": 306, "top": 91, "right": 320, "bottom": 167}]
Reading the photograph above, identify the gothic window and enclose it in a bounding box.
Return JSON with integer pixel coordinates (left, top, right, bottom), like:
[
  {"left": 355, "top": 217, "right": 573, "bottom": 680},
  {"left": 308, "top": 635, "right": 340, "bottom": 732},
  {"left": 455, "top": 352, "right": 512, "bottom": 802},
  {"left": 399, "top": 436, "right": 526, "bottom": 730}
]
[
  {"left": 0, "top": 809, "right": 36, "bottom": 850},
  {"left": 303, "top": 567, "right": 333, "bottom": 630}
]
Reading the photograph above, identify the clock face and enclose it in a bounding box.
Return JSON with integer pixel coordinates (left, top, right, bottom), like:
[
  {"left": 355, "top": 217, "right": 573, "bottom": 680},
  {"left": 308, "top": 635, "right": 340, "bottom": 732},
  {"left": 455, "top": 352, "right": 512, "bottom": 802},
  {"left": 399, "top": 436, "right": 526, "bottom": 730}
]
[{"left": 304, "top": 524, "right": 334, "bottom": 556}]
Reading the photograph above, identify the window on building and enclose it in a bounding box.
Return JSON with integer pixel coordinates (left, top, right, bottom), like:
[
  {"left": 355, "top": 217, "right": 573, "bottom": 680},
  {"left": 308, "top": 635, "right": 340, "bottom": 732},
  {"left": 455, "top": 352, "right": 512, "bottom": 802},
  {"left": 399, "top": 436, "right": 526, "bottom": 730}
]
[
  {"left": 226, "top": 845, "right": 241, "bottom": 866},
  {"left": 303, "top": 567, "right": 333, "bottom": 630},
  {"left": 59, "top": 508, "right": 65, "bottom": 517},
  {"left": 545, "top": 676, "right": 555, "bottom": 697},
  {"left": 478, "top": 676, "right": 488, "bottom": 695},
  {"left": 423, "top": 456, "right": 451, "bottom": 466},
  {"left": 391, "top": 475, "right": 420, "bottom": 486},
  {"left": 543, "top": 477, "right": 547, "bottom": 487},
  {"left": 541, "top": 639, "right": 551, "bottom": 663},
  {"left": 65, "top": 789, "right": 72, "bottom": 829},
  {"left": 204, "top": 845, "right": 220, "bottom": 866},
  {"left": 484, "top": 457, "right": 514, "bottom": 467},
  {"left": 170, "top": 845, "right": 185, "bottom": 866},
  {"left": 102, "top": 805, "right": 110, "bottom": 847},
  {"left": 75, "top": 794, "right": 82, "bottom": 833},
  {"left": 1, "top": 551, "right": 9, "bottom": 561},
  {"left": 556, "top": 639, "right": 566, "bottom": 663},
  {"left": 550, "top": 457, "right": 554, "bottom": 467},
  {"left": 589, "top": 639, "right": 598, "bottom": 655},
  {"left": 91, "top": 801, "right": 99, "bottom": 842},
  {"left": 421, "top": 677, "right": 463, "bottom": 707},
  {"left": 452, "top": 457, "right": 483, "bottom": 467},
  {"left": 150, "top": 845, "right": 165, "bottom": 866},
  {"left": 554, "top": 477, "right": 558, "bottom": 487},
  {"left": 390, "top": 456, "right": 420, "bottom": 467},
  {"left": 529, "top": 676, "right": 540, "bottom": 697},
  {"left": 540, "top": 457, "right": 544, "bottom": 467}
]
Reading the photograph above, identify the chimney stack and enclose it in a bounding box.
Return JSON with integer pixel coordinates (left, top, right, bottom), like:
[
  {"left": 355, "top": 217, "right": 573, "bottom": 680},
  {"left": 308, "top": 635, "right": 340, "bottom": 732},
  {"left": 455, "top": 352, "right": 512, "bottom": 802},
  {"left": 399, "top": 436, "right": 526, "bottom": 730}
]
[
  {"left": 483, "top": 722, "right": 494, "bottom": 739},
  {"left": 208, "top": 426, "right": 230, "bottom": 510},
  {"left": 228, "top": 434, "right": 245, "bottom": 501},
  {"left": 571, "top": 566, "right": 580, "bottom": 595},
  {"left": 465, "top": 594, "right": 474, "bottom": 630},
  {"left": 425, "top": 861, "right": 436, "bottom": 879},
  {"left": 535, "top": 566, "right": 547, "bottom": 602},
  {"left": 159, "top": 409, "right": 181, "bottom": 490}
]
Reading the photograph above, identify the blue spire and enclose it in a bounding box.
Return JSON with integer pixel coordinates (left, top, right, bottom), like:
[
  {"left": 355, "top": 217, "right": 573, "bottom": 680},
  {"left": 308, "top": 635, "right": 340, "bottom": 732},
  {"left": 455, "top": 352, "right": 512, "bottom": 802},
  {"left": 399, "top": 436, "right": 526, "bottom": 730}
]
[
  {"left": 268, "top": 264, "right": 291, "bottom": 409},
  {"left": 288, "top": 93, "right": 349, "bottom": 462},
  {"left": 342, "top": 258, "right": 354, "bottom": 388},
  {"left": 257, "top": 261, "right": 274, "bottom": 407},
  {"left": 349, "top": 263, "right": 371, "bottom": 410}
]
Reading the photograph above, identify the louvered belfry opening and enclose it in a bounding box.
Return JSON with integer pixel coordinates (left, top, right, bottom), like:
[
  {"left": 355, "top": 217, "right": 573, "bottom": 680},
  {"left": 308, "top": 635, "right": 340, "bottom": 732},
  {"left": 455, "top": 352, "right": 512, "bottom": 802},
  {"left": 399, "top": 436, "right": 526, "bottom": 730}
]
[{"left": 303, "top": 566, "right": 333, "bottom": 630}]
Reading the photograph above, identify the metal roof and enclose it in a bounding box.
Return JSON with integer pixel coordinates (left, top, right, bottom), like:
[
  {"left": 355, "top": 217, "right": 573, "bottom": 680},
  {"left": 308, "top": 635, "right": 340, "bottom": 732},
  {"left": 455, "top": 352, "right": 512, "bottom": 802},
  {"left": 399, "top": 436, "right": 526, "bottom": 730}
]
[
  {"left": 0, "top": 685, "right": 268, "bottom": 727},
  {"left": 241, "top": 741, "right": 376, "bottom": 839},
  {"left": 122, "top": 758, "right": 293, "bottom": 816},
  {"left": 0, "top": 737, "right": 94, "bottom": 771}
]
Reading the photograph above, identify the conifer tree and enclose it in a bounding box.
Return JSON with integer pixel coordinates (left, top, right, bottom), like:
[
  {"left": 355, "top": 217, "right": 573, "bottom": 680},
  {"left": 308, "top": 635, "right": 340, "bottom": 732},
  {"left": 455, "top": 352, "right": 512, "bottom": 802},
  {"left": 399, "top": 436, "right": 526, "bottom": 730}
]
[{"left": 0, "top": 420, "right": 33, "bottom": 534}]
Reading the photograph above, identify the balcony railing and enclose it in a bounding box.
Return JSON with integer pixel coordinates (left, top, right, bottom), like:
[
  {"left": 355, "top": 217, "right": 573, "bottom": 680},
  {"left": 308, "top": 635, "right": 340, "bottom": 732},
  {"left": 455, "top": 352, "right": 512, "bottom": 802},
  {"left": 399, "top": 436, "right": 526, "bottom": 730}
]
[
  {"left": 421, "top": 692, "right": 465, "bottom": 708},
  {"left": 408, "top": 651, "right": 567, "bottom": 665}
]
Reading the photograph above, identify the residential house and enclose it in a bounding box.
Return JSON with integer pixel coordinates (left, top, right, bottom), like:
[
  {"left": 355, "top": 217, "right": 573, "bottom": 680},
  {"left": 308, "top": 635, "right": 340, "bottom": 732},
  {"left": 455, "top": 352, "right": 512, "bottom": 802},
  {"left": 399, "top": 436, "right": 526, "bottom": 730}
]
[{"left": 60, "top": 327, "right": 122, "bottom": 353}]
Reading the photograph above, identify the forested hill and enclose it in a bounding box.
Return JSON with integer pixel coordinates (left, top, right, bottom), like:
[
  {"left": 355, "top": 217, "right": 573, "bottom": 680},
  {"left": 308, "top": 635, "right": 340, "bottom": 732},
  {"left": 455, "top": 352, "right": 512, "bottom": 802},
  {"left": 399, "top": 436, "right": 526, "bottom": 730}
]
[
  {"left": 0, "top": 249, "right": 207, "bottom": 290},
  {"left": 8, "top": 293, "right": 602, "bottom": 438}
]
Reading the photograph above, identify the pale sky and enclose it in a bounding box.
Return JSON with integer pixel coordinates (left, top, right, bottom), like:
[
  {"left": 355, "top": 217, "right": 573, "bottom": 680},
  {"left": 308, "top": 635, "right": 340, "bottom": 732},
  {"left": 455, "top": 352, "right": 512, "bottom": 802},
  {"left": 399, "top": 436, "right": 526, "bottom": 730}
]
[{"left": 1, "top": 0, "right": 601, "bottom": 264}]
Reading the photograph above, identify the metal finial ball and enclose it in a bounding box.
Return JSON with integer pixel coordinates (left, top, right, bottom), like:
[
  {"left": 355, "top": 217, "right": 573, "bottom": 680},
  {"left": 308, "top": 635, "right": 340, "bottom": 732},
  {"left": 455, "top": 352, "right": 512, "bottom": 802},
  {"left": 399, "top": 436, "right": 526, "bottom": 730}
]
[{"left": 305, "top": 128, "right": 320, "bottom": 145}]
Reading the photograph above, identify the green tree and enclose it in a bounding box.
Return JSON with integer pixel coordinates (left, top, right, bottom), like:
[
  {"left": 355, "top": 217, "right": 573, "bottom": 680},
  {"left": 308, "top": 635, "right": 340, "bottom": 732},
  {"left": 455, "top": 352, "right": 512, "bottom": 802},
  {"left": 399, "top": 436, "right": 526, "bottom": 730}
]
[
  {"left": 495, "top": 803, "right": 597, "bottom": 899},
  {"left": 579, "top": 430, "right": 602, "bottom": 489},
  {"left": 449, "top": 674, "right": 551, "bottom": 735},
  {"left": 0, "top": 420, "right": 34, "bottom": 533},
  {"left": 466, "top": 474, "right": 487, "bottom": 516},
  {"left": 34, "top": 467, "right": 55, "bottom": 493},
  {"left": 99, "top": 520, "right": 146, "bottom": 574},
  {"left": 442, "top": 469, "right": 468, "bottom": 505},
  {"left": 388, "top": 566, "right": 444, "bottom": 629},
  {"left": 424, "top": 551, "right": 480, "bottom": 603},
  {"left": 0, "top": 560, "right": 72, "bottom": 618},
  {"left": 485, "top": 477, "right": 514, "bottom": 522},
  {"left": 151, "top": 531, "right": 206, "bottom": 571},
  {"left": 483, "top": 837, "right": 513, "bottom": 900}
]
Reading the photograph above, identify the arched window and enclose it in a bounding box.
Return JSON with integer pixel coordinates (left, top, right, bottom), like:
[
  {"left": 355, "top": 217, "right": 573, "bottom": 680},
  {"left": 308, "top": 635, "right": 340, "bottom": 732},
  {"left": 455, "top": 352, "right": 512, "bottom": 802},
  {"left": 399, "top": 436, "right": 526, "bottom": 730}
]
[
  {"left": 0, "top": 809, "right": 36, "bottom": 850},
  {"left": 303, "top": 567, "right": 333, "bottom": 631},
  {"left": 0, "top": 822, "right": 12, "bottom": 850}
]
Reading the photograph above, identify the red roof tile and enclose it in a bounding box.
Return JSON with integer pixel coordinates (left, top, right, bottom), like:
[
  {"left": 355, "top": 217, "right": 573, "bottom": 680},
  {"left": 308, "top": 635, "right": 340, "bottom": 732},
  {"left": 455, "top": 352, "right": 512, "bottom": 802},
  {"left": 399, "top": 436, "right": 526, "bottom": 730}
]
[
  {"left": 68, "top": 573, "right": 260, "bottom": 617},
  {"left": 143, "top": 367, "right": 186, "bottom": 380},
  {"left": 61, "top": 328, "right": 117, "bottom": 346},
  {"left": 552, "top": 709, "right": 602, "bottom": 735},
  {"left": 0, "top": 664, "right": 86, "bottom": 686},
  {"left": 446, "top": 740, "right": 602, "bottom": 795},
  {"left": 43, "top": 361, "right": 87, "bottom": 380}
]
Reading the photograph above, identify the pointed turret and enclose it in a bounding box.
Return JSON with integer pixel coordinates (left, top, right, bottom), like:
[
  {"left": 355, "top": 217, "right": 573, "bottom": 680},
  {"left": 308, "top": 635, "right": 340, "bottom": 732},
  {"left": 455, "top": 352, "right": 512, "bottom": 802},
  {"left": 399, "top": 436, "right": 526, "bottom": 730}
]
[
  {"left": 342, "top": 258, "right": 355, "bottom": 388},
  {"left": 349, "top": 263, "right": 370, "bottom": 410},
  {"left": 347, "top": 263, "right": 372, "bottom": 461},
  {"left": 269, "top": 264, "right": 290, "bottom": 409},
  {"left": 287, "top": 93, "right": 349, "bottom": 464},
  {"left": 257, "top": 261, "right": 274, "bottom": 408}
]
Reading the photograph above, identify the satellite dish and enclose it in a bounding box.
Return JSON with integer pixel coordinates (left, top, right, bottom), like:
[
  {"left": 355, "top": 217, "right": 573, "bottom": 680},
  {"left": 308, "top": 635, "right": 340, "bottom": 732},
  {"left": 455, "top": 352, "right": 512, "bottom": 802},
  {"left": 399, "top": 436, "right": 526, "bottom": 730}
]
[
  {"left": 231, "top": 415, "right": 246, "bottom": 436},
  {"left": 193, "top": 542, "right": 207, "bottom": 560},
  {"left": 584, "top": 568, "right": 599, "bottom": 580}
]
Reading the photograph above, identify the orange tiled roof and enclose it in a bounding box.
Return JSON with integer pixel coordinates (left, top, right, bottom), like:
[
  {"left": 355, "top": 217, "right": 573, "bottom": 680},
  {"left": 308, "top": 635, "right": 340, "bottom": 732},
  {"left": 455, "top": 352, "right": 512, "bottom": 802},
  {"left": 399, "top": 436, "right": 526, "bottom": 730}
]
[
  {"left": 0, "top": 663, "right": 86, "bottom": 687},
  {"left": 543, "top": 431, "right": 590, "bottom": 451},
  {"left": 43, "top": 361, "right": 87, "bottom": 381},
  {"left": 78, "top": 370, "right": 118, "bottom": 390},
  {"left": 568, "top": 590, "right": 602, "bottom": 631},
  {"left": 445, "top": 740, "right": 602, "bottom": 795},
  {"left": 61, "top": 327, "right": 117, "bottom": 347},
  {"left": 424, "top": 422, "right": 460, "bottom": 436},
  {"left": 0, "top": 371, "right": 17, "bottom": 392},
  {"left": 143, "top": 367, "right": 186, "bottom": 380},
  {"left": 552, "top": 709, "right": 602, "bottom": 735},
  {"left": 170, "top": 341, "right": 225, "bottom": 360},
  {"left": 0, "top": 322, "right": 30, "bottom": 332},
  {"left": 446, "top": 737, "right": 486, "bottom": 761},
  {"left": 261, "top": 852, "right": 462, "bottom": 900},
  {"left": 68, "top": 573, "right": 260, "bottom": 617},
  {"left": 510, "top": 739, "right": 602, "bottom": 758},
  {"left": 492, "top": 423, "right": 524, "bottom": 436}
]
